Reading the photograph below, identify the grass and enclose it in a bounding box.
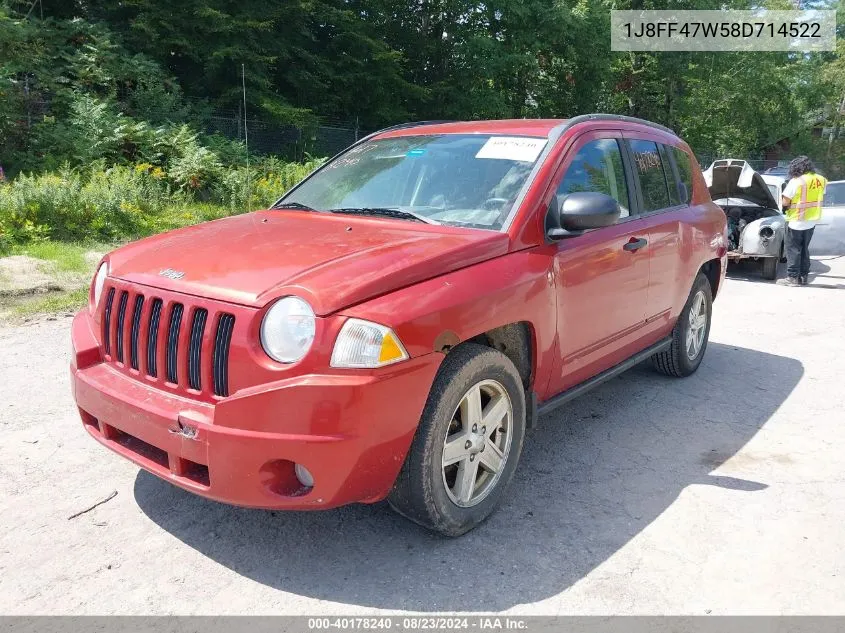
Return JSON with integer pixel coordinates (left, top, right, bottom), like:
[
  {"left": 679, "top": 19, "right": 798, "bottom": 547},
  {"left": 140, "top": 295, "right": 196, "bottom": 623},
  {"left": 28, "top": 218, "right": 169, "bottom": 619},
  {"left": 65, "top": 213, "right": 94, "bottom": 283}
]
[
  {"left": 8, "top": 286, "right": 89, "bottom": 318},
  {"left": 9, "top": 241, "right": 111, "bottom": 273},
  {"left": 1, "top": 240, "right": 110, "bottom": 321}
]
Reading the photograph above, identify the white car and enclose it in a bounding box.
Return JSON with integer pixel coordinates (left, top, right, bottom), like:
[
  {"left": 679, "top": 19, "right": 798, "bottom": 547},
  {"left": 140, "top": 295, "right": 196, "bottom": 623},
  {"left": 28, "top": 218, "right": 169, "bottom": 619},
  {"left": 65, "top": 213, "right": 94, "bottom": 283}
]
[
  {"left": 815, "top": 180, "right": 845, "bottom": 255},
  {"left": 703, "top": 162, "right": 786, "bottom": 280},
  {"left": 762, "top": 174, "right": 786, "bottom": 210}
]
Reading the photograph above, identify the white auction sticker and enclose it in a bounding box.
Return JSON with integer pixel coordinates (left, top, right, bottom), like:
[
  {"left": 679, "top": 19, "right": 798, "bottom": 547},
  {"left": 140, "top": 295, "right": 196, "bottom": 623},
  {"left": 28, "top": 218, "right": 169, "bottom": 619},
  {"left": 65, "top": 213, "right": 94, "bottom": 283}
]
[{"left": 475, "top": 137, "right": 547, "bottom": 162}]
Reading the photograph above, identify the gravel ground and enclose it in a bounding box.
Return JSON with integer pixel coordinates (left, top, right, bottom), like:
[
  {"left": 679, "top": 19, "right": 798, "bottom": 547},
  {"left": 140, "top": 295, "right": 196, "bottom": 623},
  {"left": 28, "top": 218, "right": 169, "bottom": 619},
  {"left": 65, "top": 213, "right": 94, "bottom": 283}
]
[{"left": 1, "top": 257, "right": 844, "bottom": 615}]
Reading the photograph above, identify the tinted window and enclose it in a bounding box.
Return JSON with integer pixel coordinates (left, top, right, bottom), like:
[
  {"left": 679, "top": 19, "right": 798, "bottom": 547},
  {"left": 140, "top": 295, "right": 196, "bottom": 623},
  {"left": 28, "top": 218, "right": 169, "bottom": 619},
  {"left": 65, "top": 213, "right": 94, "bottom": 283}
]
[
  {"left": 672, "top": 146, "right": 693, "bottom": 203},
  {"left": 557, "top": 139, "right": 630, "bottom": 219},
  {"left": 629, "top": 140, "right": 671, "bottom": 212},
  {"left": 659, "top": 144, "right": 680, "bottom": 206}
]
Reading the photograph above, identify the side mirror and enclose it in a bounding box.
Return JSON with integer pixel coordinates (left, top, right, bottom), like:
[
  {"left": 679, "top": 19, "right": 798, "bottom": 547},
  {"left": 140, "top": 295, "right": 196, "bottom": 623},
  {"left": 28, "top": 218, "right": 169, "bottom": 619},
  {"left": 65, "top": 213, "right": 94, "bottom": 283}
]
[{"left": 547, "top": 191, "right": 621, "bottom": 239}]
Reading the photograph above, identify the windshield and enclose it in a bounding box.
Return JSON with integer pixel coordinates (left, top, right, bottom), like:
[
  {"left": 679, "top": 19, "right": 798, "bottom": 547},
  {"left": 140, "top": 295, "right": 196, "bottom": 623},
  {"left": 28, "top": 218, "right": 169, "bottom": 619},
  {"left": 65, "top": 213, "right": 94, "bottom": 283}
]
[
  {"left": 278, "top": 134, "right": 547, "bottom": 230},
  {"left": 767, "top": 184, "right": 781, "bottom": 205},
  {"left": 825, "top": 182, "right": 845, "bottom": 206}
]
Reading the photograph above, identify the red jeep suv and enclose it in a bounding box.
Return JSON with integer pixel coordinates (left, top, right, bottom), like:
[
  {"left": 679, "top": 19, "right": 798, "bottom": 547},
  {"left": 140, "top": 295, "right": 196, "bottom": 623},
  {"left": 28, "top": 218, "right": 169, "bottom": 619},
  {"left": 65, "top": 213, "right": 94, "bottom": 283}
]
[{"left": 70, "top": 115, "right": 727, "bottom": 536}]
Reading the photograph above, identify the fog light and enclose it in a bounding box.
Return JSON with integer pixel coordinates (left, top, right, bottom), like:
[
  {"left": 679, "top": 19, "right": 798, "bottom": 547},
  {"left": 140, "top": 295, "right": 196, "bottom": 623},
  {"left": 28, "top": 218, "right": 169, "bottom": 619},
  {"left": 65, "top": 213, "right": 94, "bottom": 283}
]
[{"left": 294, "top": 463, "right": 314, "bottom": 488}]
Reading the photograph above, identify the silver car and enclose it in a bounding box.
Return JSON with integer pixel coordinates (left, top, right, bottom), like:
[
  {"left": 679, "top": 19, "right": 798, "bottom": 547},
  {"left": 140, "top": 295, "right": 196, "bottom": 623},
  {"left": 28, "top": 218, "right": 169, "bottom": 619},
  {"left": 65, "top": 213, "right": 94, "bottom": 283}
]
[
  {"left": 703, "top": 162, "right": 785, "bottom": 280},
  {"left": 814, "top": 180, "right": 845, "bottom": 256}
]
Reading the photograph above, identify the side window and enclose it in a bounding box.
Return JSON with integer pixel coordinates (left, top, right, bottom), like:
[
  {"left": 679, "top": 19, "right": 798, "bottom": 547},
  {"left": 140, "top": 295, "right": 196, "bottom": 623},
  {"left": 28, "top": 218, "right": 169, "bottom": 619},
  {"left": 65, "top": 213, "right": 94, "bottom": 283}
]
[
  {"left": 671, "top": 146, "right": 694, "bottom": 204},
  {"left": 659, "top": 144, "right": 681, "bottom": 206},
  {"left": 557, "top": 139, "right": 631, "bottom": 219},
  {"left": 629, "top": 140, "right": 671, "bottom": 212}
]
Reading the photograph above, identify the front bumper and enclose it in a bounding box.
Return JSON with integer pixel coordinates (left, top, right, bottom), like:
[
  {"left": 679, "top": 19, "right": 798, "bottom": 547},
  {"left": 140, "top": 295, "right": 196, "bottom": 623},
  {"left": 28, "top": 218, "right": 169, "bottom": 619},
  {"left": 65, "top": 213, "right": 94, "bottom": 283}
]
[{"left": 70, "top": 310, "right": 441, "bottom": 509}]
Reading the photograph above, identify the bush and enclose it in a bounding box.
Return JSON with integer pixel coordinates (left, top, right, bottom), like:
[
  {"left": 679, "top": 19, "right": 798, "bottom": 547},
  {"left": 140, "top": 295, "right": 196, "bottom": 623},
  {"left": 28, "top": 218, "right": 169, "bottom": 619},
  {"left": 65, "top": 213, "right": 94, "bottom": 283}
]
[
  {"left": 0, "top": 156, "right": 324, "bottom": 250},
  {"left": 213, "top": 157, "right": 323, "bottom": 210}
]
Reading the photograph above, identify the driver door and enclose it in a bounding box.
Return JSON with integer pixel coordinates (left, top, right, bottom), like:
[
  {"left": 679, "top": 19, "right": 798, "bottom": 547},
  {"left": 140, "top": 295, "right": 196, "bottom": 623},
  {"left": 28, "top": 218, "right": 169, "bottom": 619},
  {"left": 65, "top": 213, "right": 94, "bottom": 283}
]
[{"left": 546, "top": 131, "right": 651, "bottom": 396}]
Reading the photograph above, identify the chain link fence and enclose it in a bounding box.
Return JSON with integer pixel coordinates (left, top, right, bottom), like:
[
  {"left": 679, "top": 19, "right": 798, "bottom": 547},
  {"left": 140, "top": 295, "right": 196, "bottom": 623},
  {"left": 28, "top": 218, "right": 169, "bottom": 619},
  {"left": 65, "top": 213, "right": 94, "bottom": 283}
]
[{"left": 205, "top": 110, "right": 365, "bottom": 161}]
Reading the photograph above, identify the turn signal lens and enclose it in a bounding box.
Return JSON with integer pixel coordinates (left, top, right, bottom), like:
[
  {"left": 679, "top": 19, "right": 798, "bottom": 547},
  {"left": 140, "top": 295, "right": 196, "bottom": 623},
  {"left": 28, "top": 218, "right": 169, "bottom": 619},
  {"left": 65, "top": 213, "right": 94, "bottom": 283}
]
[{"left": 331, "top": 318, "right": 409, "bottom": 368}]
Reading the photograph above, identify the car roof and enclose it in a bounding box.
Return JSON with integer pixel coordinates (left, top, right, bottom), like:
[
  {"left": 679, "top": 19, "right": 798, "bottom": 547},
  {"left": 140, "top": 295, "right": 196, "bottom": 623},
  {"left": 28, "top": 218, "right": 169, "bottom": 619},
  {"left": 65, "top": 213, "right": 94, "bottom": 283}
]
[
  {"left": 371, "top": 116, "right": 686, "bottom": 147},
  {"left": 374, "top": 119, "right": 568, "bottom": 139}
]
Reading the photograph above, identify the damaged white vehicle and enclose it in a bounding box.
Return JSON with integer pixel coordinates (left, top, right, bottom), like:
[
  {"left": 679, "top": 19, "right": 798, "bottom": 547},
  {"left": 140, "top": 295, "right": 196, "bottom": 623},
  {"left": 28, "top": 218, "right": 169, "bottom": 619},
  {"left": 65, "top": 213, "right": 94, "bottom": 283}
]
[{"left": 704, "top": 162, "right": 786, "bottom": 280}]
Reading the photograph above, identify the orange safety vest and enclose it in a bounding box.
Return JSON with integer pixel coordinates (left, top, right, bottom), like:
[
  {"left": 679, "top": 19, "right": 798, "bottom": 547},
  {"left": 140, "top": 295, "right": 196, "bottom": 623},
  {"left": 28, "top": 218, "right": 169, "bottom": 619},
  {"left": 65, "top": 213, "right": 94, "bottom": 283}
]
[{"left": 786, "top": 172, "right": 826, "bottom": 223}]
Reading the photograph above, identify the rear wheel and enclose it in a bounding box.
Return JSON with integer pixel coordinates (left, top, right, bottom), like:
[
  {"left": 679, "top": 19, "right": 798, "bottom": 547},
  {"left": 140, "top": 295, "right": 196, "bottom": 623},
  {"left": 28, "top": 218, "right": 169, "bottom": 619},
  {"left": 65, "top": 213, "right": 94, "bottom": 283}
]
[
  {"left": 388, "top": 344, "right": 526, "bottom": 537},
  {"left": 761, "top": 255, "right": 778, "bottom": 280},
  {"left": 652, "top": 273, "right": 712, "bottom": 377}
]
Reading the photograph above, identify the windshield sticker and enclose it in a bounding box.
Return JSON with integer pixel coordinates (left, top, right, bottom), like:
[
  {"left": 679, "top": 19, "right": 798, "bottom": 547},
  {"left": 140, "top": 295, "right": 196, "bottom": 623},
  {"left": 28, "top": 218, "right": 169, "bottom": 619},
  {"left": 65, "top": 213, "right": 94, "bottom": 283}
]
[
  {"left": 475, "top": 137, "right": 547, "bottom": 162},
  {"left": 406, "top": 149, "right": 426, "bottom": 157}
]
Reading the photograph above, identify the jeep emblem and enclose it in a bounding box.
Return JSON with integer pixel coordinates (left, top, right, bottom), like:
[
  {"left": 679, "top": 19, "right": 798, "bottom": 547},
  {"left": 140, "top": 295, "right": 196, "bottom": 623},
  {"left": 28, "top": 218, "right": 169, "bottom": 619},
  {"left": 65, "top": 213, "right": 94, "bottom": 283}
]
[{"left": 159, "top": 268, "right": 185, "bottom": 280}]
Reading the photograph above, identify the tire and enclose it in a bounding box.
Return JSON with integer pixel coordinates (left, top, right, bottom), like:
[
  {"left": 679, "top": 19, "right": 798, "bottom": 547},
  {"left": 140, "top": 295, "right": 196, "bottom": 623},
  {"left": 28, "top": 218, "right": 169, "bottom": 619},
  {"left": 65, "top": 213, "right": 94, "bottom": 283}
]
[
  {"left": 761, "top": 255, "right": 778, "bottom": 280},
  {"left": 388, "top": 343, "right": 526, "bottom": 537},
  {"left": 652, "top": 273, "right": 713, "bottom": 378}
]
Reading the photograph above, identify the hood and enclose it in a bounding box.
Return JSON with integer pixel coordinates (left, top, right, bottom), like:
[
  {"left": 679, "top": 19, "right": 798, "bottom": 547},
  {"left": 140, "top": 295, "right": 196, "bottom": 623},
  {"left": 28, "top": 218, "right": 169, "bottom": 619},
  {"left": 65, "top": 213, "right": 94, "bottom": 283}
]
[
  {"left": 703, "top": 162, "right": 780, "bottom": 210},
  {"left": 107, "top": 210, "right": 510, "bottom": 315}
]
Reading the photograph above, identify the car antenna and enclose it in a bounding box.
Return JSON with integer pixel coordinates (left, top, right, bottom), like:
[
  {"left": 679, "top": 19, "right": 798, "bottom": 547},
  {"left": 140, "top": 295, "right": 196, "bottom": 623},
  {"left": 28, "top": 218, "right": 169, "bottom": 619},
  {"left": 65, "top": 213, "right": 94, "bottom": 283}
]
[{"left": 242, "top": 63, "right": 251, "bottom": 208}]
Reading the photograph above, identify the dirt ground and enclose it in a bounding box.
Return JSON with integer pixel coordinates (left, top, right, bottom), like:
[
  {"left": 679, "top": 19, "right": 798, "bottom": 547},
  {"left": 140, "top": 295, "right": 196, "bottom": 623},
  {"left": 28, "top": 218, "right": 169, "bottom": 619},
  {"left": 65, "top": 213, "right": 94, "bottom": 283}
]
[{"left": 1, "top": 257, "right": 844, "bottom": 615}]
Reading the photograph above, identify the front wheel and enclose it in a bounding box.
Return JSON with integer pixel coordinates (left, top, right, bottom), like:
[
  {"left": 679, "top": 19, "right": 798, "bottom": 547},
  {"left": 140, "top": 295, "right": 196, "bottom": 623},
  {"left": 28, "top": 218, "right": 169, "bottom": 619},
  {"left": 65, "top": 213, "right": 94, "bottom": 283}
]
[
  {"left": 388, "top": 344, "right": 526, "bottom": 537},
  {"left": 652, "top": 273, "right": 713, "bottom": 377}
]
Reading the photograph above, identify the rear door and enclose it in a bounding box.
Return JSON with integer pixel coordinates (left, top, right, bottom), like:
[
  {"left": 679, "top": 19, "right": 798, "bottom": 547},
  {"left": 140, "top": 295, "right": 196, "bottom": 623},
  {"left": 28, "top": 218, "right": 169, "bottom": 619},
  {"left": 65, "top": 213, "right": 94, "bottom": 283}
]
[
  {"left": 547, "top": 130, "right": 651, "bottom": 395},
  {"left": 622, "top": 136, "right": 687, "bottom": 339}
]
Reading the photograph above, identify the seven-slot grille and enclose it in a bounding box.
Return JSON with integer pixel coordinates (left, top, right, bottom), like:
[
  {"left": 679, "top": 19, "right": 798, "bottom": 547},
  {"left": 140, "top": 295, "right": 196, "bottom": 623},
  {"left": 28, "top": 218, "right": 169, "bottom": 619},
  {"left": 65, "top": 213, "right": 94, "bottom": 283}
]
[{"left": 101, "top": 287, "right": 234, "bottom": 397}]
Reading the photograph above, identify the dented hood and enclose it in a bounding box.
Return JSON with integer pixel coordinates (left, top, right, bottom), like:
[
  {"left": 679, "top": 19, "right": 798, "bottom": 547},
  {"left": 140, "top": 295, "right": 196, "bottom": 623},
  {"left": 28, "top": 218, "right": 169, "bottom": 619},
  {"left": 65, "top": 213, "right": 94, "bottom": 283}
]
[
  {"left": 107, "top": 210, "right": 509, "bottom": 315},
  {"left": 703, "top": 162, "right": 780, "bottom": 210}
]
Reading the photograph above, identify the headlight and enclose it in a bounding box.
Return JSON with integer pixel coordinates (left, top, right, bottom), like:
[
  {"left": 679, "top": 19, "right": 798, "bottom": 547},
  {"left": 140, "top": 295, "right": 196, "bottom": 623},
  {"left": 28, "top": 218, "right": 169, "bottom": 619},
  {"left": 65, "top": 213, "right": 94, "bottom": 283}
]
[
  {"left": 260, "top": 297, "right": 316, "bottom": 364},
  {"left": 331, "top": 318, "right": 409, "bottom": 368},
  {"left": 91, "top": 262, "right": 108, "bottom": 311}
]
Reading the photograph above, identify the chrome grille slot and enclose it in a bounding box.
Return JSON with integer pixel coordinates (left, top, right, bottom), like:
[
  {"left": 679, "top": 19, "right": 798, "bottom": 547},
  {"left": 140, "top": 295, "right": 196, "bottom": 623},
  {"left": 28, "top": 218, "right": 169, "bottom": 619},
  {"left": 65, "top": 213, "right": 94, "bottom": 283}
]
[
  {"left": 102, "top": 288, "right": 115, "bottom": 355},
  {"left": 146, "top": 299, "right": 163, "bottom": 378},
  {"left": 166, "top": 303, "right": 184, "bottom": 384},
  {"left": 129, "top": 294, "right": 144, "bottom": 370},
  {"left": 115, "top": 291, "right": 129, "bottom": 363},
  {"left": 213, "top": 314, "right": 235, "bottom": 397},
  {"left": 187, "top": 308, "right": 208, "bottom": 391}
]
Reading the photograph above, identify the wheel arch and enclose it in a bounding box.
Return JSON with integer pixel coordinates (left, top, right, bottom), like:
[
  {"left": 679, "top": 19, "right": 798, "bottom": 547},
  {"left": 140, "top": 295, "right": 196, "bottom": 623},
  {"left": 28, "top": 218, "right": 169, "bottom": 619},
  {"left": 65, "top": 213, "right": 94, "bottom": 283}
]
[
  {"left": 699, "top": 257, "right": 722, "bottom": 299},
  {"left": 463, "top": 322, "right": 535, "bottom": 391}
]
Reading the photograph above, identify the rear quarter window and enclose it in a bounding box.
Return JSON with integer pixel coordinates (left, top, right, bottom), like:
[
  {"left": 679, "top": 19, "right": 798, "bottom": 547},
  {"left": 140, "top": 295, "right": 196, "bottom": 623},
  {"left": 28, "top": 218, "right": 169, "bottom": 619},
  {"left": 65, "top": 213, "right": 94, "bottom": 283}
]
[{"left": 671, "top": 147, "right": 694, "bottom": 204}]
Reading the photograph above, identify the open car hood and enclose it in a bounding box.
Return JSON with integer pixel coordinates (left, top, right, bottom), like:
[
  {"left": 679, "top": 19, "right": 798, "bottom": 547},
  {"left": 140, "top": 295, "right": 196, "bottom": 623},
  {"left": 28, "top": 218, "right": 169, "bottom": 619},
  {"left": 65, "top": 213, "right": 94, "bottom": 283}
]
[{"left": 703, "top": 162, "right": 780, "bottom": 210}]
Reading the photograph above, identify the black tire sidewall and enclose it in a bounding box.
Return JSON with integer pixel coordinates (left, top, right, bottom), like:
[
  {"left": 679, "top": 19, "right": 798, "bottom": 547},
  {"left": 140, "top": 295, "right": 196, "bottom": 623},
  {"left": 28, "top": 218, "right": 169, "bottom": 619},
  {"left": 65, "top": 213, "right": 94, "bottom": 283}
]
[
  {"left": 762, "top": 256, "right": 778, "bottom": 280},
  {"left": 414, "top": 345, "right": 526, "bottom": 536}
]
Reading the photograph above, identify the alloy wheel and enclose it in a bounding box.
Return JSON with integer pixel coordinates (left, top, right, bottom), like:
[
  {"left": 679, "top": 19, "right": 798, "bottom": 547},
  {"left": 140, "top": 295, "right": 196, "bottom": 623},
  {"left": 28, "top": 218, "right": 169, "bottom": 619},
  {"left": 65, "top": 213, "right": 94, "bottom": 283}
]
[
  {"left": 441, "top": 379, "right": 513, "bottom": 508},
  {"left": 686, "top": 290, "right": 707, "bottom": 360}
]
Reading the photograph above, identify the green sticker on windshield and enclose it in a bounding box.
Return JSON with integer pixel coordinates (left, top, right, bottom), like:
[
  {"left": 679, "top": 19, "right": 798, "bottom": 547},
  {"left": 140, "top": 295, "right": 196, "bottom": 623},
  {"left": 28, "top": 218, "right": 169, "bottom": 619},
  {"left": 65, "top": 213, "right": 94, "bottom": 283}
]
[{"left": 406, "top": 149, "right": 426, "bottom": 157}]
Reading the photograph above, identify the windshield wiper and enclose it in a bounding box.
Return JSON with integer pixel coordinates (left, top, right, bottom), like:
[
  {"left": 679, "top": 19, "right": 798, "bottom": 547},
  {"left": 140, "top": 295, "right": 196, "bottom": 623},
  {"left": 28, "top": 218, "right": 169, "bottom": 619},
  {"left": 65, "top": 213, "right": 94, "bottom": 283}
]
[
  {"left": 271, "top": 201, "right": 318, "bottom": 211},
  {"left": 328, "top": 207, "right": 440, "bottom": 225}
]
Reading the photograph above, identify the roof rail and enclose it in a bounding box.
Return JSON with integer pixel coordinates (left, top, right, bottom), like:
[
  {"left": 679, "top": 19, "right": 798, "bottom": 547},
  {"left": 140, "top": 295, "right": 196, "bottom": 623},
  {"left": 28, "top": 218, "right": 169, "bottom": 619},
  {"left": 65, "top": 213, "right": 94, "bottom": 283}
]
[{"left": 565, "top": 113, "right": 676, "bottom": 136}]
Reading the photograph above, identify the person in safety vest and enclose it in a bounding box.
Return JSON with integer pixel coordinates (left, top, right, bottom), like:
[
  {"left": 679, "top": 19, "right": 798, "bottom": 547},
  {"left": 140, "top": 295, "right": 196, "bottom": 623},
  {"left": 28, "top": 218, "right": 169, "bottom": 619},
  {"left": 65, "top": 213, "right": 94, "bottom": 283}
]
[{"left": 777, "top": 156, "right": 826, "bottom": 286}]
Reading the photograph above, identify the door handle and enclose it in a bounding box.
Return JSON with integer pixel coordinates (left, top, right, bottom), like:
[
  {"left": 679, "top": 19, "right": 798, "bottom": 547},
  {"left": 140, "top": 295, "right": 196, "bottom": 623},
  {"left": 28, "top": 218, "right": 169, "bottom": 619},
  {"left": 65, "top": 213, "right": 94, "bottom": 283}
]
[{"left": 623, "top": 237, "right": 648, "bottom": 252}]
